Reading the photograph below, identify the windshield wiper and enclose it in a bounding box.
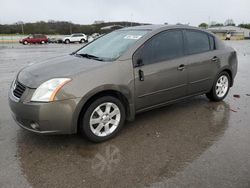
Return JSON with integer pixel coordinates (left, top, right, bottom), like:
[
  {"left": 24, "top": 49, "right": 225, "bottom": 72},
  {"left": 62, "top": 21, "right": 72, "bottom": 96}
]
[{"left": 76, "top": 53, "right": 104, "bottom": 61}]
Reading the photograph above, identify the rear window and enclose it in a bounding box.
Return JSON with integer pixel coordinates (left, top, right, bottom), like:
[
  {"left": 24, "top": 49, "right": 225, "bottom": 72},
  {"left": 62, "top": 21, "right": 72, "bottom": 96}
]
[
  {"left": 34, "top": 34, "right": 46, "bottom": 38},
  {"left": 185, "top": 30, "right": 210, "bottom": 54},
  {"left": 73, "top": 34, "right": 83, "bottom": 37}
]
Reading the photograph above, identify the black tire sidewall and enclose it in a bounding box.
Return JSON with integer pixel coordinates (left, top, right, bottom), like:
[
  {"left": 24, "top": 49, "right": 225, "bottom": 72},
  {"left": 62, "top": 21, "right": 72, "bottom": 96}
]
[
  {"left": 81, "top": 96, "right": 126, "bottom": 142},
  {"left": 212, "top": 71, "right": 231, "bottom": 101}
]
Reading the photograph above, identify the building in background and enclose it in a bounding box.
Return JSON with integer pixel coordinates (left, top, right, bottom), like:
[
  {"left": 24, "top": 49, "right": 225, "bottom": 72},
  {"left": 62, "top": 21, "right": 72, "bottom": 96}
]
[
  {"left": 208, "top": 26, "right": 250, "bottom": 40},
  {"left": 94, "top": 20, "right": 105, "bottom": 24}
]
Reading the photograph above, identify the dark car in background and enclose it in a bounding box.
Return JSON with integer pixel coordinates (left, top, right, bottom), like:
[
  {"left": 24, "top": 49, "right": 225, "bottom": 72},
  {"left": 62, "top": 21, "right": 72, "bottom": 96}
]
[
  {"left": 19, "top": 34, "right": 48, "bottom": 45},
  {"left": 9, "top": 25, "right": 238, "bottom": 142}
]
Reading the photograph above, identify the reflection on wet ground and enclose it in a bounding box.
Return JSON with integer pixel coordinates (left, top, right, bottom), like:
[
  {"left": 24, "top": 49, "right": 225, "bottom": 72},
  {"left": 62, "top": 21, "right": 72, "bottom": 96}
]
[
  {"left": 16, "top": 98, "right": 229, "bottom": 187},
  {"left": 0, "top": 42, "right": 250, "bottom": 188}
]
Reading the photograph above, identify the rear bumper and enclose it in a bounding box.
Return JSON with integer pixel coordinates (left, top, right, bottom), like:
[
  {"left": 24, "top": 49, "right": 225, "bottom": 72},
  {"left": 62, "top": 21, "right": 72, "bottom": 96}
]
[{"left": 8, "top": 92, "right": 80, "bottom": 135}]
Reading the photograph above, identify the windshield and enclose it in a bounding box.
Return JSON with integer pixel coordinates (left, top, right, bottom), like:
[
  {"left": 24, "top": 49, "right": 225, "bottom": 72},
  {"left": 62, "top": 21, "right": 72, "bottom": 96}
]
[{"left": 76, "top": 30, "right": 149, "bottom": 61}]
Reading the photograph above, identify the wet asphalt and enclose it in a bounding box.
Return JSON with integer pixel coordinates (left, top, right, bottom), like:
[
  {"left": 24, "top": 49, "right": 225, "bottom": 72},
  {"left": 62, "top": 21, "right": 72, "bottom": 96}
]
[{"left": 0, "top": 42, "right": 250, "bottom": 188}]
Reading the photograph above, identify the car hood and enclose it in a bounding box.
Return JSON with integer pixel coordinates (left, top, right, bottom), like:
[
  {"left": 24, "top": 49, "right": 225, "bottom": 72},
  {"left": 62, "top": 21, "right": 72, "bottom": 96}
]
[{"left": 18, "top": 55, "right": 107, "bottom": 88}]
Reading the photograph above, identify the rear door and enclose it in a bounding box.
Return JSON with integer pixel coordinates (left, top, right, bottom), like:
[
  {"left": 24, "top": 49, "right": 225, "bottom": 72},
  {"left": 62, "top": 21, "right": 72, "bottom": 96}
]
[
  {"left": 134, "top": 29, "right": 188, "bottom": 110},
  {"left": 34, "top": 34, "right": 40, "bottom": 43},
  {"left": 72, "top": 34, "right": 81, "bottom": 42},
  {"left": 71, "top": 34, "right": 77, "bottom": 42},
  {"left": 36, "top": 34, "right": 42, "bottom": 43},
  {"left": 184, "top": 30, "right": 219, "bottom": 95}
]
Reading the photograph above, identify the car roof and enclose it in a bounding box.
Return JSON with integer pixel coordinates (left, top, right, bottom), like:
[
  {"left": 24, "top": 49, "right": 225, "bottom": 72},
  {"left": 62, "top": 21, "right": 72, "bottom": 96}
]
[{"left": 120, "top": 24, "right": 214, "bottom": 35}]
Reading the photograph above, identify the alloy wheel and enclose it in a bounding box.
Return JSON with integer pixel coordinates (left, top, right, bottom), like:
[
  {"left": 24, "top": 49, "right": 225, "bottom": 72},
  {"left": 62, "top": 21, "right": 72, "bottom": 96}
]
[
  {"left": 216, "top": 75, "right": 229, "bottom": 98},
  {"left": 89, "top": 102, "right": 121, "bottom": 137}
]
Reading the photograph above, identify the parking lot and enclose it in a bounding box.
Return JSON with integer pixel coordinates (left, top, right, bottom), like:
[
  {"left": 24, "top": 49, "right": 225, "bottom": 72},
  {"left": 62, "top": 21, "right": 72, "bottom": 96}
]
[{"left": 0, "top": 42, "right": 250, "bottom": 188}]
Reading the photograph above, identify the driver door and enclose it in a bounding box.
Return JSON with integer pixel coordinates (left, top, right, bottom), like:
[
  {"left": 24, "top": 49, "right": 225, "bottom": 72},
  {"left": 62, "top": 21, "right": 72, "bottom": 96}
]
[{"left": 134, "top": 30, "right": 188, "bottom": 110}]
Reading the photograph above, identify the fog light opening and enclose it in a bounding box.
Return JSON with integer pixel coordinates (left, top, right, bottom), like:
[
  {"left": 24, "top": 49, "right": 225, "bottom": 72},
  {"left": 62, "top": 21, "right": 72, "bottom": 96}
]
[{"left": 30, "top": 122, "right": 39, "bottom": 130}]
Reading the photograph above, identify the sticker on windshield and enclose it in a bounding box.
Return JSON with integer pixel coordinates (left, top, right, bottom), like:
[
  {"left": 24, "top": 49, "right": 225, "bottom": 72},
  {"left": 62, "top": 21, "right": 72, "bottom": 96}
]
[{"left": 124, "top": 35, "right": 142, "bottom": 40}]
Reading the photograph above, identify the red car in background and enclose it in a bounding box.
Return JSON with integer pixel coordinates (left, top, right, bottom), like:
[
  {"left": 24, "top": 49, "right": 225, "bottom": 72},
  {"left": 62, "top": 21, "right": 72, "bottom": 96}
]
[{"left": 20, "top": 34, "right": 48, "bottom": 45}]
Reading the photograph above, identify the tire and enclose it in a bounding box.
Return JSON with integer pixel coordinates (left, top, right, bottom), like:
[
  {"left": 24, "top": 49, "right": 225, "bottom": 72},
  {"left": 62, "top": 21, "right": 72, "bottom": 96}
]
[
  {"left": 41, "top": 41, "right": 45, "bottom": 44},
  {"left": 65, "top": 39, "right": 70, "bottom": 44},
  {"left": 80, "top": 96, "right": 126, "bottom": 142},
  {"left": 23, "top": 41, "right": 28, "bottom": 45},
  {"left": 80, "top": 39, "right": 85, "bottom": 43},
  {"left": 206, "top": 71, "right": 231, "bottom": 101}
]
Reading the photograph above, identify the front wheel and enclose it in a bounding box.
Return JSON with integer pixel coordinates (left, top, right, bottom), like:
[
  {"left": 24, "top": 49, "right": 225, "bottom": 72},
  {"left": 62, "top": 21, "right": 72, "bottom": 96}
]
[
  {"left": 206, "top": 71, "right": 231, "bottom": 101},
  {"left": 80, "top": 96, "right": 126, "bottom": 142}
]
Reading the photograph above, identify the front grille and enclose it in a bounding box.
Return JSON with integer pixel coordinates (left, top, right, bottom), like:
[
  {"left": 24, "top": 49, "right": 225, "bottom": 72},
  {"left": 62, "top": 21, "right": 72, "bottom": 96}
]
[{"left": 13, "top": 81, "right": 26, "bottom": 99}]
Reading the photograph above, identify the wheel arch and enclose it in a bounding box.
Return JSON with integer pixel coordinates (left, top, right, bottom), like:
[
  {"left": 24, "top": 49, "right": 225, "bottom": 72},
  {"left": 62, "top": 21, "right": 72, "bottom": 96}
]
[
  {"left": 221, "top": 68, "right": 233, "bottom": 87},
  {"left": 72, "top": 88, "right": 135, "bottom": 134},
  {"left": 64, "top": 38, "right": 70, "bottom": 43}
]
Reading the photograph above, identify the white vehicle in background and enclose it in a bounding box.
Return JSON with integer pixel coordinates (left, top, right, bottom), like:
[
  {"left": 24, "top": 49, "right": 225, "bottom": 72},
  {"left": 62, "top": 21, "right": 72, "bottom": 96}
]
[
  {"left": 87, "top": 33, "right": 102, "bottom": 43},
  {"left": 63, "top": 33, "right": 87, "bottom": 44},
  {"left": 225, "top": 32, "right": 232, "bottom": 40}
]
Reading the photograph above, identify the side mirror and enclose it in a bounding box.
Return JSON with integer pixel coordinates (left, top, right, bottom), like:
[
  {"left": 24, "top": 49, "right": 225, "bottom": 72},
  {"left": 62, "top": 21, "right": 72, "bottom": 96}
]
[{"left": 134, "top": 58, "right": 144, "bottom": 68}]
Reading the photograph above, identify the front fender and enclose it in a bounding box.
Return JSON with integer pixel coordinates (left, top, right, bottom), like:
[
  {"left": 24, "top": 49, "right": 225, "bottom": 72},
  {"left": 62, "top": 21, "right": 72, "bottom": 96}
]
[{"left": 71, "top": 84, "right": 135, "bottom": 133}]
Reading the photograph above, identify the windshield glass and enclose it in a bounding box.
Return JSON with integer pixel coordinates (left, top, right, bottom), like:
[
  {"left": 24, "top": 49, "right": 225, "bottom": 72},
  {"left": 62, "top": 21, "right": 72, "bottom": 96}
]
[{"left": 76, "top": 30, "right": 149, "bottom": 61}]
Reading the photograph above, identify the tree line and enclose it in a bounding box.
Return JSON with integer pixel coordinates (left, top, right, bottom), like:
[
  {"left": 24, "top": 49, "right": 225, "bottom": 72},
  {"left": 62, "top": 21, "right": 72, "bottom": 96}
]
[
  {"left": 0, "top": 21, "right": 142, "bottom": 35},
  {"left": 198, "top": 19, "right": 250, "bottom": 29},
  {"left": 1, "top": 20, "right": 250, "bottom": 35}
]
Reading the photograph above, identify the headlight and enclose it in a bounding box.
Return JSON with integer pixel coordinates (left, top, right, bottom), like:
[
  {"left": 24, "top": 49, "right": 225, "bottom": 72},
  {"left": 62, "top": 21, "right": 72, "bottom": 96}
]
[{"left": 31, "top": 78, "right": 71, "bottom": 102}]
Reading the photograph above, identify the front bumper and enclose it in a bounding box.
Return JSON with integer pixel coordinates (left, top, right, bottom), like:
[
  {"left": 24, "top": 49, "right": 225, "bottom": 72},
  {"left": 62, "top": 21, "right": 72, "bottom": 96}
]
[{"left": 8, "top": 91, "right": 80, "bottom": 135}]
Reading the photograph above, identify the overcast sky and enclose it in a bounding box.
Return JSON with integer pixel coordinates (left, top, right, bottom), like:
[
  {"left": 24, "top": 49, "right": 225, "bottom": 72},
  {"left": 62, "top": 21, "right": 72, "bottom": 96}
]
[{"left": 1, "top": 0, "right": 250, "bottom": 26}]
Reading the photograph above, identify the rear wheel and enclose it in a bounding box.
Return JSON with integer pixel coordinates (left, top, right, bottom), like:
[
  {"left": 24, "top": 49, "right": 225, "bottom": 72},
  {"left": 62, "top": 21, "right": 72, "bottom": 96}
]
[
  {"left": 65, "top": 39, "right": 70, "bottom": 44},
  {"left": 23, "top": 41, "right": 28, "bottom": 45},
  {"left": 80, "top": 96, "right": 125, "bottom": 142},
  {"left": 206, "top": 71, "right": 231, "bottom": 101},
  {"left": 80, "top": 39, "right": 85, "bottom": 43}
]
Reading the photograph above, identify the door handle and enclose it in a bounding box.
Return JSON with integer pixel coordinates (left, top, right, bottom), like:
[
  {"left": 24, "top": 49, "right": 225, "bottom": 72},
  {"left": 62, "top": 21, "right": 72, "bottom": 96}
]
[
  {"left": 138, "top": 69, "right": 144, "bottom": 81},
  {"left": 211, "top": 56, "right": 219, "bottom": 62},
  {"left": 177, "top": 64, "right": 185, "bottom": 71}
]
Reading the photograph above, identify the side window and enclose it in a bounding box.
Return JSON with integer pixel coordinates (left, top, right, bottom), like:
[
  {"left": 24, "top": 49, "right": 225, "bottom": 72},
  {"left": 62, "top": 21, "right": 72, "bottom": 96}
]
[
  {"left": 209, "top": 35, "right": 215, "bottom": 50},
  {"left": 185, "top": 30, "right": 210, "bottom": 54},
  {"left": 74, "top": 34, "right": 83, "bottom": 37},
  {"left": 138, "top": 30, "right": 184, "bottom": 65}
]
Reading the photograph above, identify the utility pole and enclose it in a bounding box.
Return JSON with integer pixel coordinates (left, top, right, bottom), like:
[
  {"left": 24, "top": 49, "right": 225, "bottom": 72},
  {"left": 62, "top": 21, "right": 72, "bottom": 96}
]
[
  {"left": 17, "top": 21, "right": 24, "bottom": 35},
  {"left": 21, "top": 23, "right": 24, "bottom": 35},
  {"left": 130, "top": 13, "right": 133, "bottom": 27},
  {"left": 69, "top": 21, "right": 73, "bottom": 34}
]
